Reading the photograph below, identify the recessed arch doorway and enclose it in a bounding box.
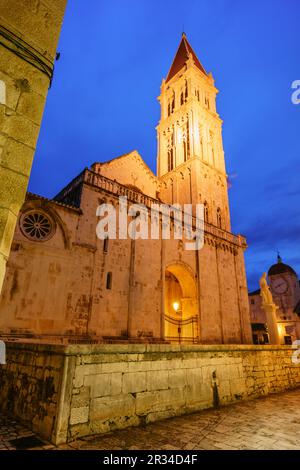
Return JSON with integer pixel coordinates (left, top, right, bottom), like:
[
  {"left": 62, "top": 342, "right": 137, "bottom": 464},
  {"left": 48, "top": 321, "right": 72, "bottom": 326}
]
[{"left": 164, "top": 262, "right": 199, "bottom": 343}]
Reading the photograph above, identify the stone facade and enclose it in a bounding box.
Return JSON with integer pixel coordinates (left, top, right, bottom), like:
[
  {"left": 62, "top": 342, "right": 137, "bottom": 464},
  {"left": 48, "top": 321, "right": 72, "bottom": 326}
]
[
  {"left": 0, "top": 0, "right": 67, "bottom": 292},
  {"left": 0, "top": 34, "right": 252, "bottom": 345},
  {"left": 0, "top": 342, "right": 300, "bottom": 444}
]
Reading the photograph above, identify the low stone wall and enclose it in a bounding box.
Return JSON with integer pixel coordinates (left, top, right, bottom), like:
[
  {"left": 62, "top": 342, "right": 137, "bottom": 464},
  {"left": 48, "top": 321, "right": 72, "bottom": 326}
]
[
  {"left": 0, "top": 342, "right": 300, "bottom": 444},
  {"left": 0, "top": 343, "right": 65, "bottom": 441}
]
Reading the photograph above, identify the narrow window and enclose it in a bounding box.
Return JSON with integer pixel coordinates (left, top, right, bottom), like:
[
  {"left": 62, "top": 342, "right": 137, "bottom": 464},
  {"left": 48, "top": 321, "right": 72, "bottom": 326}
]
[
  {"left": 284, "top": 335, "right": 292, "bottom": 345},
  {"left": 186, "top": 119, "right": 190, "bottom": 158},
  {"left": 180, "top": 92, "right": 184, "bottom": 105},
  {"left": 168, "top": 103, "right": 170, "bottom": 116},
  {"left": 210, "top": 130, "right": 215, "bottom": 165},
  {"left": 170, "top": 148, "right": 174, "bottom": 170},
  {"left": 103, "top": 236, "right": 109, "bottom": 253},
  {"left": 106, "top": 272, "right": 112, "bottom": 290},
  {"left": 217, "top": 208, "right": 222, "bottom": 228},
  {"left": 183, "top": 140, "right": 187, "bottom": 162},
  {"left": 185, "top": 80, "right": 188, "bottom": 99},
  {"left": 205, "top": 94, "right": 210, "bottom": 109},
  {"left": 204, "top": 202, "right": 209, "bottom": 223},
  {"left": 171, "top": 92, "right": 175, "bottom": 113},
  {"left": 171, "top": 129, "right": 174, "bottom": 146},
  {"left": 168, "top": 149, "right": 174, "bottom": 172}
]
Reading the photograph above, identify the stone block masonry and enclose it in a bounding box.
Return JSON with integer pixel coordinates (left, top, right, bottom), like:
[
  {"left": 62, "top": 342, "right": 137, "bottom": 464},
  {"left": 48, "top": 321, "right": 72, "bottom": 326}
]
[
  {"left": 0, "top": 342, "right": 300, "bottom": 444},
  {"left": 0, "top": 0, "right": 67, "bottom": 292}
]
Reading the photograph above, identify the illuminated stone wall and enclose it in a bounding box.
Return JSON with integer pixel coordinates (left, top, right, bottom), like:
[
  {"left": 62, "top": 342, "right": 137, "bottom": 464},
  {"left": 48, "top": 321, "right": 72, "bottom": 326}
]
[
  {"left": 0, "top": 182, "right": 252, "bottom": 344},
  {"left": 1, "top": 342, "right": 300, "bottom": 444}
]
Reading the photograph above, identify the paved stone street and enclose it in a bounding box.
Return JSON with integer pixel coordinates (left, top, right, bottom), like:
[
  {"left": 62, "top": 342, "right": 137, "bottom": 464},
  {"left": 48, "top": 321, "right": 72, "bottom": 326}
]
[{"left": 1, "top": 389, "right": 300, "bottom": 450}]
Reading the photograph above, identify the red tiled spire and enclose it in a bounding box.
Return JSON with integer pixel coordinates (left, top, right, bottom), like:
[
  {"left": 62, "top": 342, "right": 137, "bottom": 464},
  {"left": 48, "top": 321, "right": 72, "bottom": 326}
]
[{"left": 166, "top": 33, "right": 207, "bottom": 82}]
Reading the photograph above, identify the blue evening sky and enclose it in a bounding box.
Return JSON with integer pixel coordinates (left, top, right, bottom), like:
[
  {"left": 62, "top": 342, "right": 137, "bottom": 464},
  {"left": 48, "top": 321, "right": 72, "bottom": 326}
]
[{"left": 29, "top": 0, "right": 300, "bottom": 291}]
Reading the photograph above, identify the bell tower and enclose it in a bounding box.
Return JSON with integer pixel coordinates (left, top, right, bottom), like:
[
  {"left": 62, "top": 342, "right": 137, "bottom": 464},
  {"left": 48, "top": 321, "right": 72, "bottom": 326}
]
[{"left": 157, "top": 33, "right": 231, "bottom": 231}]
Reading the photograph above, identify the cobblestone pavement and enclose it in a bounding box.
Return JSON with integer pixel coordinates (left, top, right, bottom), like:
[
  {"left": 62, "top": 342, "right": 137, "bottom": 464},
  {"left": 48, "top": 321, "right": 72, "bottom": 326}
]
[
  {"left": 0, "top": 416, "right": 53, "bottom": 450},
  {"left": 1, "top": 389, "right": 300, "bottom": 450}
]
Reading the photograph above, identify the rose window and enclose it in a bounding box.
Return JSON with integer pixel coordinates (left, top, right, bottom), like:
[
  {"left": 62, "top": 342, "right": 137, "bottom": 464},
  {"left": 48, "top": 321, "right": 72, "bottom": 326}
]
[{"left": 20, "top": 211, "right": 54, "bottom": 241}]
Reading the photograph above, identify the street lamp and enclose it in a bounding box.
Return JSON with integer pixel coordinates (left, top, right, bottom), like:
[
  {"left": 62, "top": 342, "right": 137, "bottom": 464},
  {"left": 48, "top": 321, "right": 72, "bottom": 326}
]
[{"left": 172, "top": 301, "right": 182, "bottom": 343}]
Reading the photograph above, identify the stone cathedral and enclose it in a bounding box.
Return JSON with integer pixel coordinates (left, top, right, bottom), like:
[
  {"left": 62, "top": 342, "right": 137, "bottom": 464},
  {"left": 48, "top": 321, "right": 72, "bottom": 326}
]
[{"left": 0, "top": 34, "right": 252, "bottom": 344}]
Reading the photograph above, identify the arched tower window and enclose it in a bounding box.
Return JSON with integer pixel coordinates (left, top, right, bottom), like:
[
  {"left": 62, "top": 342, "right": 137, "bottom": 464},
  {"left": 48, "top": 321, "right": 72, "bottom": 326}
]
[
  {"left": 199, "top": 124, "right": 203, "bottom": 157},
  {"left": 185, "top": 80, "right": 188, "bottom": 99},
  {"left": 183, "top": 139, "right": 187, "bottom": 162},
  {"left": 205, "top": 94, "right": 210, "bottom": 109},
  {"left": 168, "top": 103, "right": 171, "bottom": 116},
  {"left": 210, "top": 130, "right": 215, "bottom": 165},
  {"left": 180, "top": 92, "right": 184, "bottom": 106},
  {"left": 167, "top": 128, "right": 175, "bottom": 171},
  {"left": 204, "top": 202, "right": 209, "bottom": 223},
  {"left": 217, "top": 208, "right": 222, "bottom": 228},
  {"left": 168, "top": 148, "right": 174, "bottom": 171},
  {"left": 171, "top": 92, "right": 175, "bottom": 113},
  {"left": 186, "top": 118, "right": 190, "bottom": 159},
  {"left": 183, "top": 119, "right": 190, "bottom": 162}
]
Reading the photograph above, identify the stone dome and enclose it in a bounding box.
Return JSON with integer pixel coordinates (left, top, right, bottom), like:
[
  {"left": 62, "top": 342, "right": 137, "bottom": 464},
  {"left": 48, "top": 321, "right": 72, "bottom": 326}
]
[{"left": 268, "top": 256, "right": 297, "bottom": 277}]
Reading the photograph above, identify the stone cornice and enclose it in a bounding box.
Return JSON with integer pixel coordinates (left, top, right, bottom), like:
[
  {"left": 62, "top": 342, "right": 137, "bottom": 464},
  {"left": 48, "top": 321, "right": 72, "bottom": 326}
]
[
  {"left": 1, "top": 341, "right": 295, "bottom": 356},
  {"left": 82, "top": 169, "right": 246, "bottom": 249}
]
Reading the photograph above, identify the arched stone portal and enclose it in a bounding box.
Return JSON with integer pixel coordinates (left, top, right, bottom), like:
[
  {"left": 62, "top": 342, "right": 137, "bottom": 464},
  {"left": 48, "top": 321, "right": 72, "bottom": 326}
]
[{"left": 164, "top": 263, "right": 199, "bottom": 343}]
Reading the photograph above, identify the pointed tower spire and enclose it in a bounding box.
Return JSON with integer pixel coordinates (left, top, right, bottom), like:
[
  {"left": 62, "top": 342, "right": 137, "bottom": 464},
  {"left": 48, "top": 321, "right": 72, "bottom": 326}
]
[
  {"left": 157, "top": 32, "right": 230, "bottom": 229},
  {"left": 166, "top": 33, "right": 207, "bottom": 82}
]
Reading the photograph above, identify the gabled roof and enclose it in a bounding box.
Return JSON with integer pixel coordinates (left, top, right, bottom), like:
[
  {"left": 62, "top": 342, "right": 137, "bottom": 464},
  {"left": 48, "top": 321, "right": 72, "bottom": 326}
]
[
  {"left": 27, "top": 192, "right": 82, "bottom": 212},
  {"left": 166, "top": 33, "right": 207, "bottom": 82},
  {"left": 91, "top": 150, "right": 157, "bottom": 179}
]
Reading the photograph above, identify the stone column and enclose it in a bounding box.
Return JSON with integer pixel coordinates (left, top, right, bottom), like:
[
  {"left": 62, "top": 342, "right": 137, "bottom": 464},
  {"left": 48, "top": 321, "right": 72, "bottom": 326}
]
[{"left": 0, "top": 1, "right": 67, "bottom": 293}]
